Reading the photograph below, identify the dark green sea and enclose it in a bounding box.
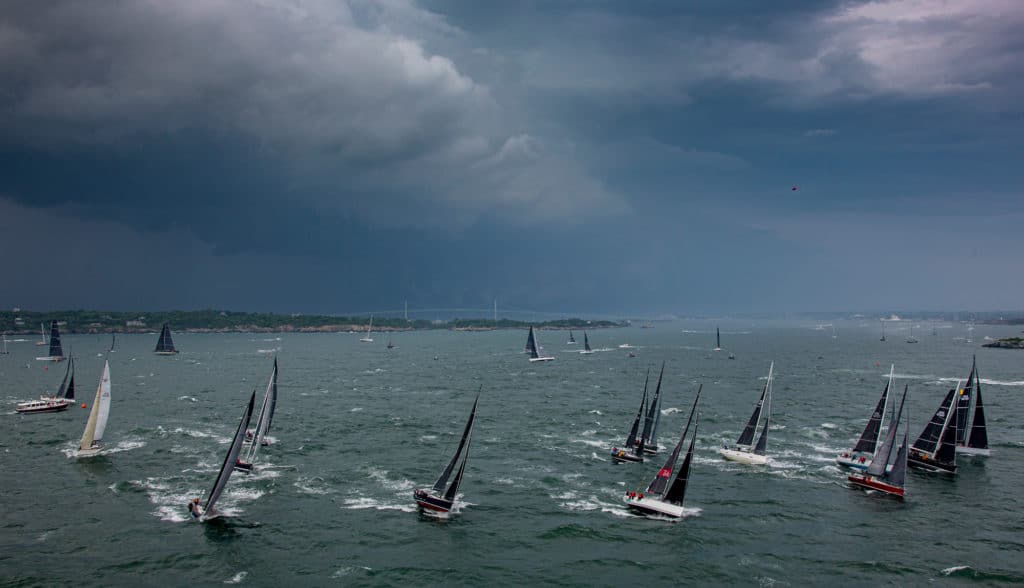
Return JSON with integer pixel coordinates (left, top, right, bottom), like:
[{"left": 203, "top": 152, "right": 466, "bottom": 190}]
[{"left": 2, "top": 320, "right": 1022, "bottom": 586}]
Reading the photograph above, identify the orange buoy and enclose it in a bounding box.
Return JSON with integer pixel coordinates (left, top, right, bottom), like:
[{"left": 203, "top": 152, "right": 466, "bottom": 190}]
[{"left": 81, "top": 403, "right": 87, "bottom": 408}]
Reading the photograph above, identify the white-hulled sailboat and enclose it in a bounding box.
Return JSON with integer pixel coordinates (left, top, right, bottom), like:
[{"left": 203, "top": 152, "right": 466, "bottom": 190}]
[
  {"left": 36, "top": 322, "right": 47, "bottom": 346},
  {"left": 526, "top": 326, "right": 554, "bottom": 362},
  {"left": 414, "top": 394, "right": 478, "bottom": 515},
  {"left": 836, "top": 365, "right": 895, "bottom": 471},
  {"left": 35, "top": 321, "right": 65, "bottom": 361},
  {"left": 953, "top": 355, "right": 989, "bottom": 456},
  {"left": 76, "top": 360, "right": 111, "bottom": 458},
  {"left": 359, "top": 316, "right": 374, "bottom": 343},
  {"left": 579, "top": 332, "right": 595, "bottom": 354},
  {"left": 236, "top": 358, "right": 279, "bottom": 471},
  {"left": 624, "top": 385, "right": 701, "bottom": 519},
  {"left": 189, "top": 390, "right": 256, "bottom": 521},
  {"left": 720, "top": 362, "right": 773, "bottom": 465}
]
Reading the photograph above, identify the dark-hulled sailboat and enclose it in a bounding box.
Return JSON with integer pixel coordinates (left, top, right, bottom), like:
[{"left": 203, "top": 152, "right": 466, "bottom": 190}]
[
  {"left": 35, "top": 321, "right": 65, "bottom": 362},
  {"left": 236, "top": 358, "right": 279, "bottom": 471},
  {"left": 154, "top": 323, "right": 178, "bottom": 355},
  {"left": 642, "top": 362, "right": 666, "bottom": 454},
  {"left": 611, "top": 370, "right": 649, "bottom": 463},
  {"left": 189, "top": 390, "right": 256, "bottom": 521},
  {"left": 848, "top": 385, "right": 909, "bottom": 498},
  {"left": 954, "top": 356, "right": 989, "bottom": 456},
  {"left": 837, "top": 365, "right": 895, "bottom": 471},
  {"left": 625, "top": 385, "right": 701, "bottom": 519},
  {"left": 414, "top": 395, "right": 478, "bottom": 515},
  {"left": 714, "top": 327, "right": 721, "bottom": 351},
  {"left": 908, "top": 385, "right": 958, "bottom": 474},
  {"left": 579, "top": 332, "right": 594, "bottom": 354}
]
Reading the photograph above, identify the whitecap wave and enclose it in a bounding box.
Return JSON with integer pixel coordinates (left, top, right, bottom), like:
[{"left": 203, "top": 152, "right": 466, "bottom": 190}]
[
  {"left": 224, "top": 571, "right": 248, "bottom": 584},
  {"left": 342, "top": 497, "right": 416, "bottom": 512}
]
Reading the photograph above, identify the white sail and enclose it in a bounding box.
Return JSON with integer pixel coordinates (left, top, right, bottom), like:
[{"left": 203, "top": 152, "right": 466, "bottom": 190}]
[
  {"left": 244, "top": 374, "right": 274, "bottom": 462},
  {"left": 80, "top": 361, "right": 111, "bottom": 450}
]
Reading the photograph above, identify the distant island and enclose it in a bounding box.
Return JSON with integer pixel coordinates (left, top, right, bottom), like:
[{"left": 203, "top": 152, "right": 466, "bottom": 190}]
[
  {"left": 0, "top": 309, "right": 625, "bottom": 335},
  {"left": 982, "top": 337, "right": 1024, "bottom": 349}
]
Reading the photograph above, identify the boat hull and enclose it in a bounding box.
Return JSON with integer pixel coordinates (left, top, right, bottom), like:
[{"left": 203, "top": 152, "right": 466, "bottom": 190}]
[
  {"left": 956, "top": 446, "right": 991, "bottom": 456},
  {"left": 719, "top": 447, "right": 768, "bottom": 465},
  {"left": 610, "top": 450, "right": 644, "bottom": 464},
  {"left": 907, "top": 454, "right": 957, "bottom": 474},
  {"left": 528, "top": 357, "right": 555, "bottom": 362},
  {"left": 642, "top": 445, "right": 661, "bottom": 455},
  {"left": 154, "top": 351, "right": 178, "bottom": 355},
  {"left": 414, "top": 489, "right": 455, "bottom": 513},
  {"left": 77, "top": 445, "right": 104, "bottom": 458},
  {"left": 16, "top": 400, "right": 72, "bottom": 414},
  {"left": 35, "top": 356, "right": 65, "bottom": 362},
  {"left": 835, "top": 453, "right": 872, "bottom": 471},
  {"left": 847, "top": 474, "right": 904, "bottom": 498},
  {"left": 624, "top": 495, "right": 685, "bottom": 518}
]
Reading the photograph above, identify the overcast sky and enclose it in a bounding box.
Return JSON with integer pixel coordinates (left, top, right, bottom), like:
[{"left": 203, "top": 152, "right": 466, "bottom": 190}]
[{"left": 1, "top": 0, "right": 1022, "bottom": 316}]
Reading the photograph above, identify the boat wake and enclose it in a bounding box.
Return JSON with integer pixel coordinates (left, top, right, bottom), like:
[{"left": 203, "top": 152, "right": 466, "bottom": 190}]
[
  {"left": 342, "top": 497, "right": 416, "bottom": 512},
  {"left": 224, "top": 571, "right": 248, "bottom": 584}
]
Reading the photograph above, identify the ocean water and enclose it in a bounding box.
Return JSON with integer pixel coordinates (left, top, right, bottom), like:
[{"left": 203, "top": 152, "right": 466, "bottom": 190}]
[{"left": 1, "top": 320, "right": 1022, "bottom": 586}]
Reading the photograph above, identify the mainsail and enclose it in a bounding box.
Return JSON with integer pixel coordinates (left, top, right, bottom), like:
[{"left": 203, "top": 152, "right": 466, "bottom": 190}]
[
  {"left": 968, "top": 386, "right": 988, "bottom": 450},
  {"left": 525, "top": 327, "right": 537, "bottom": 355},
  {"left": 432, "top": 395, "right": 478, "bottom": 495},
  {"left": 853, "top": 365, "right": 893, "bottom": 454},
  {"left": 737, "top": 363, "right": 773, "bottom": 448},
  {"left": 79, "top": 361, "right": 111, "bottom": 451},
  {"left": 662, "top": 415, "right": 698, "bottom": 506},
  {"left": 204, "top": 390, "right": 256, "bottom": 518},
  {"left": 954, "top": 358, "right": 976, "bottom": 445},
  {"left": 55, "top": 357, "right": 76, "bottom": 400},
  {"left": 155, "top": 323, "right": 177, "bottom": 353},
  {"left": 867, "top": 385, "right": 906, "bottom": 478},
  {"left": 911, "top": 387, "right": 957, "bottom": 457},
  {"left": 642, "top": 363, "right": 665, "bottom": 450},
  {"left": 584, "top": 332, "right": 592, "bottom": 352},
  {"left": 624, "top": 371, "right": 649, "bottom": 453},
  {"left": 647, "top": 384, "right": 701, "bottom": 497},
  {"left": 241, "top": 359, "right": 279, "bottom": 465},
  {"left": 48, "top": 321, "right": 63, "bottom": 358},
  {"left": 715, "top": 327, "right": 721, "bottom": 349}
]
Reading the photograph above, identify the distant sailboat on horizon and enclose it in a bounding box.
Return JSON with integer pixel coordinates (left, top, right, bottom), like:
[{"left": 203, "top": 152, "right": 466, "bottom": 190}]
[
  {"left": 35, "top": 321, "right": 65, "bottom": 362},
  {"left": 360, "top": 315, "right": 374, "bottom": 343},
  {"left": 35, "top": 323, "right": 47, "bottom": 346},
  {"left": 154, "top": 323, "right": 178, "bottom": 354},
  {"left": 526, "top": 326, "right": 554, "bottom": 362},
  {"left": 714, "top": 327, "right": 721, "bottom": 351}
]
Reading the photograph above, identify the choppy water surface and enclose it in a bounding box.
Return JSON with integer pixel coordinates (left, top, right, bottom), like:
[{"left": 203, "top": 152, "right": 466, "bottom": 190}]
[{"left": 2, "top": 320, "right": 1022, "bottom": 585}]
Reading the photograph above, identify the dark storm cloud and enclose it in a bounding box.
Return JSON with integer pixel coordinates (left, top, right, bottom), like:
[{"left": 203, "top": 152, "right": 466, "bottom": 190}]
[{"left": 1, "top": 0, "right": 1023, "bottom": 314}]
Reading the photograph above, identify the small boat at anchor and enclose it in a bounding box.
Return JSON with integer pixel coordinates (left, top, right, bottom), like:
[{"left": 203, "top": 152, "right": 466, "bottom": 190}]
[
  {"left": 848, "top": 384, "right": 909, "bottom": 498},
  {"left": 625, "top": 385, "right": 701, "bottom": 519},
  {"left": 17, "top": 357, "right": 77, "bottom": 414},
  {"left": 414, "top": 394, "right": 478, "bottom": 515},
  {"left": 720, "top": 362, "right": 773, "bottom": 465},
  {"left": 76, "top": 360, "right": 111, "bottom": 458},
  {"left": 189, "top": 390, "right": 256, "bottom": 521}
]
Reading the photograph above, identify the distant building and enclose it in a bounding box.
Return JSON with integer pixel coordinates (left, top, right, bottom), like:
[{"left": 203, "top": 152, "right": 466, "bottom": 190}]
[{"left": 126, "top": 320, "right": 145, "bottom": 327}]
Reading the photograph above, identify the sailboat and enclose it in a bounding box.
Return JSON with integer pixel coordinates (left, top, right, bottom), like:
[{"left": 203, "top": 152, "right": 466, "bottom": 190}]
[
  {"left": 189, "top": 390, "right": 256, "bottom": 521},
  {"left": 848, "top": 385, "right": 909, "bottom": 498},
  {"left": 907, "top": 384, "right": 958, "bottom": 474},
  {"left": 236, "top": 358, "right": 279, "bottom": 471},
  {"left": 567, "top": 330, "right": 577, "bottom": 345},
  {"left": 109, "top": 332, "right": 116, "bottom": 353},
  {"left": 35, "top": 323, "right": 47, "bottom": 346},
  {"left": 611, "top": 370, "right": 650, "bottom": 463},
  {"left": 386, "top": 337, "right": 395, "bottom": 350},
  {"left": 154, "top": 323, "right": 178, "bottom": 354},
  {"left": 880, "top": 320, "right": 886, "bottom": 342},
  {"left": 579, "top": 332, "right": 595, "bottom": 354},
  {"left": 359, "top": 315, "right": 374, "bottom": 343},
  {"left": 35, "top": 321, "right": 65, "bottom": 361},
  {"left": 526, "top": 326, "right": 554, "bottom": 362},
  {"left": 953, "top": 356, "right": 989, "bottom": 456},
  {"left": 642, "top": 363, "right": 666, "bottom": 454},
  {"left": 414, "top": 395, "right": 478, "bottom": 514},
  {"left": 17, "top": 357, "right": 77, "bottom": 413},
  {"left": 720, "top": 362, "right": 774, "bottom": 465},
  {"left": 906, "top": 321, "right": 918, "bottom": 344},
  {"left": 714, "top": 327, "right": 721, "bottom": 351},
  {"left": 836, "top": 365, "right": 895, "bottom": 471},
  {"left": 76, "top": 360, "right": 111, "bottom": 458},
  {"left": 1, "top": 334, "right": 9, "bottom": 355},
  {"left": 624, "top": 385, "right": 701, "bottom": 518}
]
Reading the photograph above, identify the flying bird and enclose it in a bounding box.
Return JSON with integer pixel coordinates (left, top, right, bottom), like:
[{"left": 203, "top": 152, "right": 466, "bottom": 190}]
[{"left": 791, "top": 185, "right": 799, "bottom": 191}]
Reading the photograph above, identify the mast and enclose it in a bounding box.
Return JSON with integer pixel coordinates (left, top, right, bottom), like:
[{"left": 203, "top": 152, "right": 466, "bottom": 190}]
[
  {"left": 432, "top": 395, "right": 479, "bottom": 494},
  {"left": 647, "top": 384, "right": 701, "bottom": 497},
  {"left": 867, "top": 384, "right": 906, "bottom": 477},
  {"left": 852, "top": 365, "right": 893, "bottom": 454},
  {"left": 663, "top": 415, "right": 698, "bottom": 505},
  {"left": 204, "top": 390, "right": 256, "bottom": 515},
  {"left": 264, "top": 357, "right": 279, "bottom": 435},
  {"left": 584, "top": 332, "right": 591, "bottom": 352},
  {"left": 912, "top": 387, "right": 957, "bottom": 457},
  {"left": 624, "top": 374, "right": 649, "bottom": 451},
  {"left": 48, "top": 321, "right": 63, "bottom": 358},
  {"left": 753, "top": 363, "right": 773, "bottom": 455}
]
